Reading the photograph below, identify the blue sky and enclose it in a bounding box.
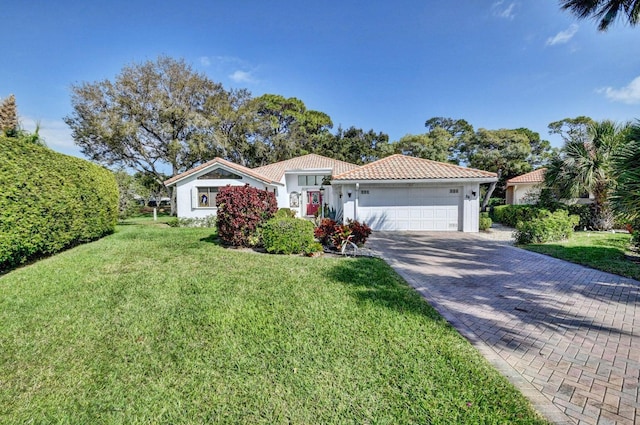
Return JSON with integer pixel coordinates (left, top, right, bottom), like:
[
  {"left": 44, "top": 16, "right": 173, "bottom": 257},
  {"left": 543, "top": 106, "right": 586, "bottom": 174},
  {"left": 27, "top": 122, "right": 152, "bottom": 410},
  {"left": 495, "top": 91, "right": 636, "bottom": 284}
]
[{"left": 3, "top": 1, "right": 639, "bottom": 158}]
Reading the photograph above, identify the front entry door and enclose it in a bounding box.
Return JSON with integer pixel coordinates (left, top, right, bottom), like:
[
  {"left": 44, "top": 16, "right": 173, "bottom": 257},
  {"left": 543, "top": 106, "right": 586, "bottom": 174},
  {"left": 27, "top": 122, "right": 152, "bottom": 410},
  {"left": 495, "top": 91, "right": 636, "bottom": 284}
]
[{"left": 306, "top": 191, "right": 321, "bottom": 216}]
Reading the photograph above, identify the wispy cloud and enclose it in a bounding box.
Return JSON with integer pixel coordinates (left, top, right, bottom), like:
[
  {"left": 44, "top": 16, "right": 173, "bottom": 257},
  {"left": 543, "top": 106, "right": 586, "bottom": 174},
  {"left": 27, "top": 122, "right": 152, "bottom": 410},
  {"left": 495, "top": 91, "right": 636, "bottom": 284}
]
[
  {"left": 546, "top": 24, "right": 578, "bottom": 46},
  {"left": 229, "top": 70, "right": 257, "bottom": 84},
  {"left": 492, "top": 1, "right": 517, "bottom": 19},
  {"left": 197, "top": 55, "right": 261, "bottom": 85},
  {"left": 598, "top": 75, "right": 640, "bottom": 104},
  {"left": 21, "top": 117, "right": 75, "bottom": 150}
]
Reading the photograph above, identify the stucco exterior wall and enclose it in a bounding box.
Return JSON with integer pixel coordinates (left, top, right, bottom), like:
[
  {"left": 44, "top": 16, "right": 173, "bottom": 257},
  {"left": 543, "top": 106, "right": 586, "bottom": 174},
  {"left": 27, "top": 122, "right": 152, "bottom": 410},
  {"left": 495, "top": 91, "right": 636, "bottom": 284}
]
[{"left": 175, "top": 174, "right": 273, "bottom": 219}]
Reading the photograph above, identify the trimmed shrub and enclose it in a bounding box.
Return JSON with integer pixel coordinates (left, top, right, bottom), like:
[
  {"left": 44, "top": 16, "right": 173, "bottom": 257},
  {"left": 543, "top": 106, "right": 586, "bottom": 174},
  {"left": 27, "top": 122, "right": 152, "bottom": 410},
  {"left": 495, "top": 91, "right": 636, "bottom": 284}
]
[
  {"left": 0, "top": 135, "right": 118, "bottom": 270},
  {"left": 274, "top": 208, "right": 296, "bottom": 219},
  {"left": 564, "top": 204, "right": 591, "bottom": 230},
  {"left": 216, "top": 184, "right": 277, "bottom": 246},
  {"left": 167, "top": 215, "right": 216, "bottom": 228},
  {"left": 491, "top": 205, "right": 540, "bottom": 227},
  {"left": 514, "top": 210, "right": 580, "bottom": 244},
  {"left": 494, "top": 202, "right": 592, "bottom": 231},
  {"left": 479, "top": 212, "right": 492, "bottom": 231},
  {"left": 487, "top": 197, "right": 505, "bottom": 208},
  {"left": 261, "top": 217, "right": 322, "bottom": 255}
]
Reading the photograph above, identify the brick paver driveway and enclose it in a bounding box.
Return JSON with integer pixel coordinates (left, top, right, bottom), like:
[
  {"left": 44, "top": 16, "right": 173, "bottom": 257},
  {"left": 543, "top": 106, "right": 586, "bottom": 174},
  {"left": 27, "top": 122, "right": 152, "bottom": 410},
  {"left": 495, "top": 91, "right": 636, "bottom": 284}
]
[{"left": 369, "top": 231, "right": 640, "bottom": 425}]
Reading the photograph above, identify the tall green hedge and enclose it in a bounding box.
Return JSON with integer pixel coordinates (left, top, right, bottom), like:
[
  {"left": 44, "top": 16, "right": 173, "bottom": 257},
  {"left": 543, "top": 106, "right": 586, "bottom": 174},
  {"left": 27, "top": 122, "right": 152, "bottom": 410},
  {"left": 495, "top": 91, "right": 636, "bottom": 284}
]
[
  {"left": 492, "top": 203, "right": 592, "bottom": 230},
  {"left": 0, "top": 135, "right": 118, "bottom": 270}
]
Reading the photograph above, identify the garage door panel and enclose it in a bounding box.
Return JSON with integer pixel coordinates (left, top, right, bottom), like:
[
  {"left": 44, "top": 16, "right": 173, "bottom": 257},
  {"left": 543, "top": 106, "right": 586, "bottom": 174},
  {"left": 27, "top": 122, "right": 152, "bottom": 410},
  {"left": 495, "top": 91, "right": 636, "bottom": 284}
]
[{"left": 357, "top": 187, "right": 461, "bottom": 231}]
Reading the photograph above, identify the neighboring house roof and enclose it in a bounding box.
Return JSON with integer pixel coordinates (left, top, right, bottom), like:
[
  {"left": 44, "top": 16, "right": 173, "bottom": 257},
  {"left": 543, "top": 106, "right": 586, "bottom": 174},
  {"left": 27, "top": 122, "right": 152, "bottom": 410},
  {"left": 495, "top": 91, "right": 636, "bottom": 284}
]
[
  {"left": 506, "top": 168, "right": 547, "bottom": 185},
  {"left": 164, "top": 157, "right": 279, "bottom": 187},
  {"left": 253, "top": 154, "right": 359, "bottom": 182},
  {"left": 332, "top": 154, "right": 497, "bottom": 182}
]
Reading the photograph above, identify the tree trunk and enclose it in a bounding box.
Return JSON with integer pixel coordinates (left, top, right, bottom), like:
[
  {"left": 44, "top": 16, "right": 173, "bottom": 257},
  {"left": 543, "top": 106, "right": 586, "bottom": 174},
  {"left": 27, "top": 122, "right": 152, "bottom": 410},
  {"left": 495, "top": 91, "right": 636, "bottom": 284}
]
[
  {"left": 480, "top": 169, "right": 501, "bottom": 212},
  {"left": 589, "top": 201, "right": 613, "bottom": 231},
  {"left": 169, "top": 185, "right": 177, "bottom": 216},
  {"left": 480, "top": 181, "right": 497, "bottom": 212}
]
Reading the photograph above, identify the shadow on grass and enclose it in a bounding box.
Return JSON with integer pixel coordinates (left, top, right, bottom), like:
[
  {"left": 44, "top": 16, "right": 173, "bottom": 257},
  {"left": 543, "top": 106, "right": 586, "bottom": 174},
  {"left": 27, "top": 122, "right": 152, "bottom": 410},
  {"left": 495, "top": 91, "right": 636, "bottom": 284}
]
[
  {"left": 326, "top": 256, "right": 446, "bottom": 322},
  {"left": 362, "top": 232, "right": 640, "bottom": 358},
  {"left": 199, "top": 234, "right": 222, "bottom": 245}
]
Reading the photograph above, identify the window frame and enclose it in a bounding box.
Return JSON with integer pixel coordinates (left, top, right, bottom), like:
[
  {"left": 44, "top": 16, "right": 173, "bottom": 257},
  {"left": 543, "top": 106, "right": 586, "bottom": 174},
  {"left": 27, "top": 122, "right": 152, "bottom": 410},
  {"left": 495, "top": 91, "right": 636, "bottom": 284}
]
[{"left": 197, "top": 187, "right": 219, "bottom": 208}]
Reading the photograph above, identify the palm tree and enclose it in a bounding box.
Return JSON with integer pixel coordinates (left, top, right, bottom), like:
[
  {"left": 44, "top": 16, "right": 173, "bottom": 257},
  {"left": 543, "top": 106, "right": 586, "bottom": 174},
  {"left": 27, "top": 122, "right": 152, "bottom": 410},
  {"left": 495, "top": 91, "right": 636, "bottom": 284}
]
[
  {"left": 611, "top": 122, "right": 640, "bottom": 237},
  {"left": 545, "top": 120, "right": 628, "bottom": 230},
  {"left": 560, "top": 0, "right": 640, "bottom": 31}
]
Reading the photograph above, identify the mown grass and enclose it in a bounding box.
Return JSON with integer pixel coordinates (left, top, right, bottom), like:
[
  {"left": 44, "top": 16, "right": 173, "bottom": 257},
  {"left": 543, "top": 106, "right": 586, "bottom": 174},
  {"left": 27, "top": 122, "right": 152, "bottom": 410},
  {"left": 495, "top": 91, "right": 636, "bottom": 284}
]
[
  {"left": 0, "top": 221, "right": 548, "bottom": 424},
  {"left": 523, "top": 231, "right": 640, "bottom": 280}
]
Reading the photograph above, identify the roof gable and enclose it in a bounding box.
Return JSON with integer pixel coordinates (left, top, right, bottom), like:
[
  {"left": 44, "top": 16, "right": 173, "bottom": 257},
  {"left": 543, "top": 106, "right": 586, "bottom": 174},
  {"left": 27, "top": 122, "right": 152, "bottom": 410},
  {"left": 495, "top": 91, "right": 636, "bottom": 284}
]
[
  {"left": 506, "top": 168, "right": 546, "bottom": 185},
  {"left": 253, "top": 154, "right": 359, "bottom": 181},
  {"left": 164, "top": 157, "right": 278, "bottom": 187},
  {"left": 333, "top": 154, "right": 497, "bottom": 181}
]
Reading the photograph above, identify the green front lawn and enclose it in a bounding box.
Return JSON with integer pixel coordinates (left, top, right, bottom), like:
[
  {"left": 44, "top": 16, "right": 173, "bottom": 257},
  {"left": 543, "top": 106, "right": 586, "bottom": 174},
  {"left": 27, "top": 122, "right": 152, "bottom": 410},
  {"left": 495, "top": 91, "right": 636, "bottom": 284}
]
[
  {"left": 0, "top": 222, "right": 547, "bottom": 424},
  {"left": 522, "top": 231, "right": 640, "bottom": 280}
]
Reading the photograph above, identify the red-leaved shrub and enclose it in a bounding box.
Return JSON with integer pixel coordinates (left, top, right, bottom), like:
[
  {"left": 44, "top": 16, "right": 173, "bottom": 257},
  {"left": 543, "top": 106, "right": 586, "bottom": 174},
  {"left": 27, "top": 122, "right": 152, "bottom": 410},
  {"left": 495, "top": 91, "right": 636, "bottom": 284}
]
[
  {"left": 346, "top": 219, "right": 372, "bottom": 245},
  {"left": 216, "top": 184, "right": 277, "bottom": 246},
  {"left": 314, "top": 218, "right": 337, "bottom": 245},
  {"left": 314, "top": 219, "right": 372, "bottom": 249}
]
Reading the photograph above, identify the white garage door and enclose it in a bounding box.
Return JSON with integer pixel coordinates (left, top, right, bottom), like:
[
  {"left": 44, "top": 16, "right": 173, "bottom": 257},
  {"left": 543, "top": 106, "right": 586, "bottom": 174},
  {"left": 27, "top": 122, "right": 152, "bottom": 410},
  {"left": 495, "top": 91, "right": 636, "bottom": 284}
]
[{"left": 357, "top": 187, "right": 461, "bottom": 231}]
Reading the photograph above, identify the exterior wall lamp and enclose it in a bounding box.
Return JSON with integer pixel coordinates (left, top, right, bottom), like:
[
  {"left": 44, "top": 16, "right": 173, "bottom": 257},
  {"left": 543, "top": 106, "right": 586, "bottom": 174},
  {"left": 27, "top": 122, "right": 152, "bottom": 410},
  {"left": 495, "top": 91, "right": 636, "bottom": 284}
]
[{"left": 347, "top": 190, "right": 352, "bottom": 198}]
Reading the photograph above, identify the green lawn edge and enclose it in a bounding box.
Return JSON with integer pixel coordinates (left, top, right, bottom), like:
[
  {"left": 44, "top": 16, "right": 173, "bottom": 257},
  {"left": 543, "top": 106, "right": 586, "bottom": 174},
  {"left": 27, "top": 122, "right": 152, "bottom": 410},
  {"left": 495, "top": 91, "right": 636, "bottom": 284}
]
[
  {"left": 521, "top": 231, "right": 640, "bottom": 281},
  {"left": 0, "top": 222, "right": 548, "bottom": 424}
]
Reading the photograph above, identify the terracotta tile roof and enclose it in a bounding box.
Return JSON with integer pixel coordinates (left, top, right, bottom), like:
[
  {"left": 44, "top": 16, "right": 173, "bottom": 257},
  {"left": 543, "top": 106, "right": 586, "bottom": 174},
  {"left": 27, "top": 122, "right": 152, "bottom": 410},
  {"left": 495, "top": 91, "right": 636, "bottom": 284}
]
[
  {"left": 253, "top": 154, "right": 359, "bottom": 181},
  {"left": 164, "top": 157, "right": 277, "bottom": 186},
  {"left": 506, "top": 168, "right": 546, "bottom": 185},
  {"left": 333, "top": 154, "right": 497, "bottom": 181}
]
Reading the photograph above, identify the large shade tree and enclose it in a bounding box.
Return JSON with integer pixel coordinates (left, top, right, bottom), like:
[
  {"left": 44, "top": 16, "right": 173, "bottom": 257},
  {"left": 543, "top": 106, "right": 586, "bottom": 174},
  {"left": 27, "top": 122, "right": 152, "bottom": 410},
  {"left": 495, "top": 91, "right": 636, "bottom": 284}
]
[
  {"left": 251, "top": 94, "right": 333, "bottom": 165},
  {"left": 417, "top": 117, "right": 553, "bottom": 210},
  {"left": 329, "top": 126, "right": 389, "bottom": 165},
  {"left": 424, "top": 117, "right": 474, "bottom": 164},
  {"left": 545, "top": 119, "right": 628, "bottom": 230},
  {"left": 463, "top": 128, "right": 535, "bottom": 209},
  {"left": 560, "top": 0, "right": 640, "bottom": 30},
  {"left": 392, "top": 128, "right": 457, "bottom": 162},
  {"left": 65, "top": 56, "right": 226, "bottom": 215}
]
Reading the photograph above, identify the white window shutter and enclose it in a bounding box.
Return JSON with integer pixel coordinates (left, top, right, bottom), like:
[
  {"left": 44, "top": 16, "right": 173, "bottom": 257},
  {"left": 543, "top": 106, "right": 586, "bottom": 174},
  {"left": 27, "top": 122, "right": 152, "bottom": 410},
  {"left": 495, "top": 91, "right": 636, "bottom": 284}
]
[{"left": 191, "top": 187, "right": 198, "bottom": 209}]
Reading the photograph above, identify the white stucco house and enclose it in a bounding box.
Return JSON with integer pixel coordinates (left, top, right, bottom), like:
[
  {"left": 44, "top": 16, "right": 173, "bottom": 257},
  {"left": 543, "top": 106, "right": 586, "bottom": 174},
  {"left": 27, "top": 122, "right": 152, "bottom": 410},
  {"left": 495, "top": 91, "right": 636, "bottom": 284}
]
[
  {"left": 164, "top": 153, "right": 497, "bottom": 232},
  {"left": 505, "top": 168, "right": 547, "bottom": 205},
  {"left": 506, "top": 168, "right": 594, "bottom": 206}
]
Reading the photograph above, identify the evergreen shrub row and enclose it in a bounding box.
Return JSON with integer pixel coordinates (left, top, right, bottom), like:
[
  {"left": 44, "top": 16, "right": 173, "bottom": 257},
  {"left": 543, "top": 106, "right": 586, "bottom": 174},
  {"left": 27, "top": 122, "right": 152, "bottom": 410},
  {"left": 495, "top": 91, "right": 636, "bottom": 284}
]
[
  {"left": 492, "top": 203, "right": 591, "bottom": 230},
  {"left": 0, "top": 135, "right": 118, "bottom": 270},
  {"left": 491, "top": 205, "right": 540, "bottom": 228},
  {"left": 514, "top": 210, "right": 580, "bottom": 244}
]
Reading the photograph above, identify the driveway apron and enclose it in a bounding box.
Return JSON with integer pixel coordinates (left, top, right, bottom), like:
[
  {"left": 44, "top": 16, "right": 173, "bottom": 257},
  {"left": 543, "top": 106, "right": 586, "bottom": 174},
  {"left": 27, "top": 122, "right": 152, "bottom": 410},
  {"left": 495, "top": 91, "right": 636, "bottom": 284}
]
[{"left": 369, "top": 231, "right": 640, "bottom": 425}]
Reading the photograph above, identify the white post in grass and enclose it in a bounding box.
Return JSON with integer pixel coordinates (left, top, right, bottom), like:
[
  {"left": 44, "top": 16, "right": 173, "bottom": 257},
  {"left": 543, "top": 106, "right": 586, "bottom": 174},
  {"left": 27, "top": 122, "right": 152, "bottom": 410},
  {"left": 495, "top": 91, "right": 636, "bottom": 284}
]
[{"left": 153, "top": 207, "right": 157, "bottom": 221}]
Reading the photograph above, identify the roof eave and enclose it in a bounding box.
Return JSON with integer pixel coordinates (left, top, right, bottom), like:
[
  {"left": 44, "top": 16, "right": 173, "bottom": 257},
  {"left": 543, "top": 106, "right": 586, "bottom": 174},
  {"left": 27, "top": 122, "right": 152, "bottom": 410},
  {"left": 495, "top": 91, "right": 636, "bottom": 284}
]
[
  {"left": 284, "top": 168, "right": 334, "bottom": 174},
  {"left": 165, "top": 161, "right": 282, "bottom": 187},
  {"left": 332, "top": 177, "right": 499, "bottom": 185}
]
